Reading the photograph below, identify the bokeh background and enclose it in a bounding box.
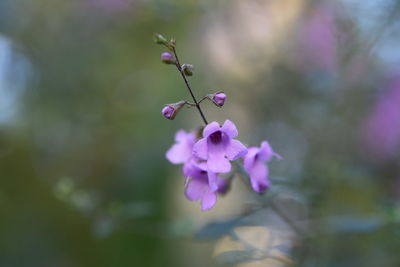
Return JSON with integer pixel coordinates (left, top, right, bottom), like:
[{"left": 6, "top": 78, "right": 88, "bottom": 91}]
[{"left": 1, "top": 0, "right": 400, "bottom": 266}]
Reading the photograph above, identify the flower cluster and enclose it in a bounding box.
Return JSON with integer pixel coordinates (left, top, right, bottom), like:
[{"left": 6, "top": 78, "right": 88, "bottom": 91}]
[
  {"left": 166, "top": 120, "right": 281, "bottom": 210},
  {"left": 155, "top": 33, "right": 282, "bottom": 210}
]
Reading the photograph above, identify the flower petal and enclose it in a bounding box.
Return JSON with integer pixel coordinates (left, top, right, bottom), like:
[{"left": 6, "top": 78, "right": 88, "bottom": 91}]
[
  {"left": 174, "top": 130, "right": 188, "bottom": 142},
  {"left": 203, "top": 121, "right": 220, "bottom": 137},
  {"left": 201, "top": 191, "right": 217, "bottom": 211},
  {"left": 221, "top": 120, "right": 238, "bottom": 138},
  {"left": 183, "top": 160, "right": 197, "bottom": 177},
  {"left": 166, "top": 143, "right": 192, "bottom": 164},
  {"left": 243, "top": 147, "right": 259, "bottom": 171},
  {"left": 259, "top": 141, "right": 283, "bottom": 161},
  {"left": 207, "top": 137, "right": 231, "bottom": 173},
  {"left": 207, "top": 171, "right": 219, "bottom": 192},
  {"left": 226, "top": 139, "right": 248, "bottom": 160},
  {"left": 183, "top": 160, "right": 208, "bottom": 178},
  {"left": 259, "top": 141, "right": 275, "bottom": 161},
  {"left": 249, "top": 161, "right": 270, "bottom": 193},
  {"left": 185, "top": 178, "right": 207, "bottom": 201},
  {"left": 166, "top": 130, "right": 195, "bottom": 164},
  {"left": 207, "top": 154, "right": 231, "bottom": 174},
  {"left": 193, "top": 138, "right": 208, "bottom": 160}
]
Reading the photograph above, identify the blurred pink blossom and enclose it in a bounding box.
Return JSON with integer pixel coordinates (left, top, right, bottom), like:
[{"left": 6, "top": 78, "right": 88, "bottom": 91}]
[
  {"left": 296, "top": 5, "right": 338, "bottom": 72},
  {"left": 362, "top": 74, "right": 400, "bottom": 160}
]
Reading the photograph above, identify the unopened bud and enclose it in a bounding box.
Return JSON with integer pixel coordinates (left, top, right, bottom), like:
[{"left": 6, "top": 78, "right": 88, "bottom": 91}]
[
  {"left": 162, "top": 106, "right": 175, "bottom": 119},
  {"left": 161, "top": 52, "right": 175, "bottom": 64},
  {"left": 161, "top": 101, "right": 185, "bottom": 120},
  {"left": 153, "top": 33, "right": 168, "bottom": 45},
  {"left": 182, "top": 64, "right": 194, "bottom": 76},
  {"left": 212, "top": 92, "right": 227, "bottom": 107}
]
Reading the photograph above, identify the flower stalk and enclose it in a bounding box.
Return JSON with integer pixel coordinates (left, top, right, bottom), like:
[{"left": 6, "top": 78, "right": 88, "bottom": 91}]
[{"left": 171, "top": 46, "right": 209, "bottom": 125}]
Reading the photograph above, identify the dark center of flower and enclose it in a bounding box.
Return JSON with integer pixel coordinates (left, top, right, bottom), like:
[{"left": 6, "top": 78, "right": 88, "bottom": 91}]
[
  {"left": 200, "top": 170, "right": 207, "bottom": 175},
  {"left": 209, "top": 130, "right": 222, "bottom": 144},
  {"left": 254, "top": 153, "right": 259, "bottom": 161}
]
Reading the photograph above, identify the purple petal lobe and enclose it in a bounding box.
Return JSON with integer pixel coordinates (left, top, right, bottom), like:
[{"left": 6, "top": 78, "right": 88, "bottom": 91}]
[
  {"left": 258, "top": 141, "right": 274, "bottom": 161},
  {"left": 243, "top": 147, "right": 259, "bottom": 171},
  {"left": 221, "top": 120, "right": 238, "bottom": 138},
  {"left": 185, "top": 178, "right": 207, "bottom": 201},
  {"left": 207, "top": 171, "right": 219, "bottom": 192},
  {"left": 201, "top": 191, "right": 217, "bottom": 211},
  {"left": 183, "top": 160, "right": 208, "bottom": 178},
  {"left": 203, "top": 122, "right": 220, "bottom": 137},
  {"left": 175, "top": 130, "right": 189, "bottom": 142},
  {"left": 182, "top": 161, "right": 191, "bottom": 177},
  {"left": 207, "top": 137, "right": 231, "bottom": 173},
  {"left": 226, "top": 139, "right": 248, "bottom": 160},
  {"left": 193, "top": 138, "right": 208, "bottom": 160},
  {"left": 166, "top": 143, "right": 191, "bottom": 164},
  {"left": 166, "top": 130, "right": 195, "bottom": 164},
  {"left": 207, "top": 154, "right": 231, "bottom": 173},
  {"left": 249, "top": 161, "right": 270, "bottom": 193},
  {"left": 259, "top": 141, "right": 282, "bottom": 161},
  {"left": 184, "top": 173, "right": 218, "bottom": 211}
]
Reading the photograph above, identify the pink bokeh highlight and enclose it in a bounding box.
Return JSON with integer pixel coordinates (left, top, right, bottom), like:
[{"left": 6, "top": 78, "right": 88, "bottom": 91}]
[{"left": 361, "top": 74, "right": 400, "bottom": 161}]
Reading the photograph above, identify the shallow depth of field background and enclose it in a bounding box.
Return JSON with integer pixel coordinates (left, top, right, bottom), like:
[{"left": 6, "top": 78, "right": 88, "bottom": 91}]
[{"left": 1, "top": 0, "right": 400, "bottom": 266}]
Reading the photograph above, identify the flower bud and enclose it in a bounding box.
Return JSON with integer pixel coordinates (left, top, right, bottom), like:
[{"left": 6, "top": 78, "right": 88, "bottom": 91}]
[
  {"left": 161, "top": 101, "right": 185, "bottom": 120},
  {"left": 153, "top": 33, "right": 168, "bottom": 45},
  {"left": 212, "top": 92, "right": 227, "bottom": 107},
  {"left": 161, "top": 52, "right": 175, "bottom": 64},
  {"left": 181, "top": 64, "right": 194, "bottom": 76},
  {"left": 162, "top": 105, "right": 175, "bottom": 119}
]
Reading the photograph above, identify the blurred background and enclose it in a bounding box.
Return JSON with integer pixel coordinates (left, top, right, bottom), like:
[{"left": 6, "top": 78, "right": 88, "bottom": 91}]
[{"left": 1, "top": 0, "right": 400, "bottom": 266}]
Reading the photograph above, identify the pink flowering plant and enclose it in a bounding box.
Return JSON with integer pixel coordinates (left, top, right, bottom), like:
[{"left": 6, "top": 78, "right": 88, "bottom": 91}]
[{"left": 154, "top": 33, "right": 282, "bottom": 211}]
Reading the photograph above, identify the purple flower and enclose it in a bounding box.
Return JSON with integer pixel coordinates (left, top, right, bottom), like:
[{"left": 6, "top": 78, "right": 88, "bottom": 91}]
[
  {"left": 166, "top": 130, "right": 196, "bottom": 164},
  {"left": 244, "top": 141, "right": 281, "bottom": 193},
  {"left": 213, "top": 93, "right": 227, "bottom": 107},
  {"left": 183, "top": 160, "right": 226, "bottom": 211},
  {"left": 193, "top": 120, "right": 247, "bottom": 191}
]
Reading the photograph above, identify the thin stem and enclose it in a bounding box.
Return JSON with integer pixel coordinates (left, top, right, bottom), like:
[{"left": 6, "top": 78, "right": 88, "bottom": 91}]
[
  {"left": 197, "top": 95, "right": 209, "bottom": 105},
  {"left": 184, "top": 101, "right": 196, "bottom": 107},
  {"left": 172, "top": 47, "right": 208, "bottom": 125}
]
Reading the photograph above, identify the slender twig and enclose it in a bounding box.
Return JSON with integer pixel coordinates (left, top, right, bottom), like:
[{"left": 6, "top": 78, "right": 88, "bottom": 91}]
[
  {"left": 172, "top": 47, "right": 209, "bottom": 125},
  {"left": 184, "top": 101, "right": 196, "bottom": 107},
  {"left": 197, "top": 96, "right": 209, "bottom": 105}
]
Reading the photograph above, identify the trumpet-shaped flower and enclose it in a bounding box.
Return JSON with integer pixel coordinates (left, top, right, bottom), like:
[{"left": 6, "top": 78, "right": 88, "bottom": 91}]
[
  {"left": 244, "top": 141, "right": 282, "bottom": 193},
  {"left": 183, "top": 160, "right": 226, "bottom": 211},
  {"left": 193, "top": 120, "right": 247, "bottom": 191}
]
